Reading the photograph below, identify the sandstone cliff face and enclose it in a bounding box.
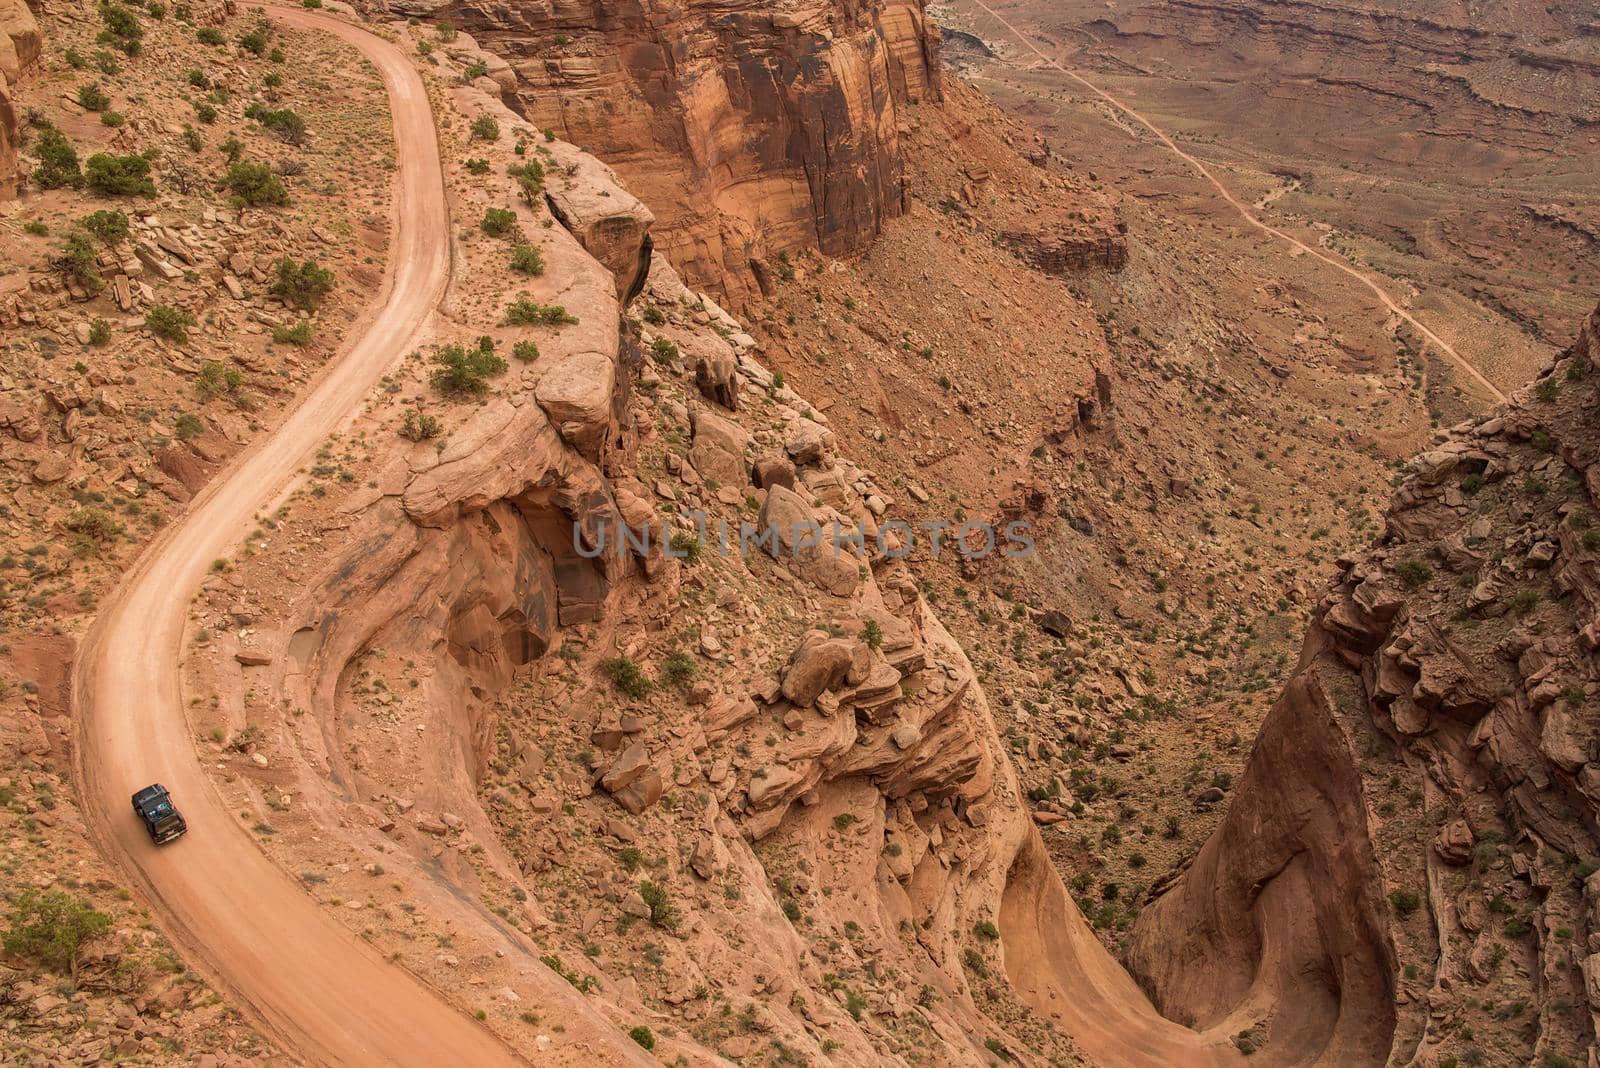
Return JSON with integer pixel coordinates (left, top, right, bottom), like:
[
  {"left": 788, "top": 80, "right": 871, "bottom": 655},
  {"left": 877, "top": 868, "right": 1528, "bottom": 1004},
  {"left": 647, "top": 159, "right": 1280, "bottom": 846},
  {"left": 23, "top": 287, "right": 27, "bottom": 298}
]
[
  {"left": 0, "top": 0, "right": 42, "bottom": 199},
  {"left": 1130, "top": 303, "right": 1600, "bottom": 1066},
  {"left": 391, "top": 0, "right": 941, "bottom": 302}
]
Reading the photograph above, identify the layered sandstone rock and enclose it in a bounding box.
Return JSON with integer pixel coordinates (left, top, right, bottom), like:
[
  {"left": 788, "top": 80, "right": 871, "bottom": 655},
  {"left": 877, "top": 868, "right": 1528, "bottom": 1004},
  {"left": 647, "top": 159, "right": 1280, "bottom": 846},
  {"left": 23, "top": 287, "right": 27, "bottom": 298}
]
[
  {"left": 393, "top": 0, "right": 942, "bottom": 301},
  {"left": 1130, "top": 303, "right": 1600, "bottom": 1066}
]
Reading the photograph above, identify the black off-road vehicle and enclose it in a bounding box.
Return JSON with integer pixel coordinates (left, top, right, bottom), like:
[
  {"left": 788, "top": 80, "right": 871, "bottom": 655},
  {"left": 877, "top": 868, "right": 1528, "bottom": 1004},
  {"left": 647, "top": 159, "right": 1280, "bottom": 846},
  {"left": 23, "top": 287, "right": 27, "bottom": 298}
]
[{"left": 132, "top": 783, "right": 188, "bottom": 844}]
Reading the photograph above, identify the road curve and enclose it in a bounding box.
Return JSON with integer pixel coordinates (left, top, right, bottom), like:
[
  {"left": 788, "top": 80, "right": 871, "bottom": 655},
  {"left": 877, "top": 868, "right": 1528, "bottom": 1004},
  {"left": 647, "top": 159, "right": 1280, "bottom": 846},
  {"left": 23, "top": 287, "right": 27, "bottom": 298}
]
[
  {"left": 71, "top": 10, "right": 518, "bottom": 1065},
  {"left": 965, "top": 0, "right": 1510, "bottom": 405}
]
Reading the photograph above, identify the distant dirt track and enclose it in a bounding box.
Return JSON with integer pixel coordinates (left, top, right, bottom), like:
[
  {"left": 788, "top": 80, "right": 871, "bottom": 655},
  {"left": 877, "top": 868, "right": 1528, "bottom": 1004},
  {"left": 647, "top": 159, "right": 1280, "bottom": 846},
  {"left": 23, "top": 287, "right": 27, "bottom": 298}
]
[
  {"left": 71, "top": 9, "right": 518, "bottom": 1064},
  {"left": 964, "top": 0, "right": 1510, "bottom": 405}
]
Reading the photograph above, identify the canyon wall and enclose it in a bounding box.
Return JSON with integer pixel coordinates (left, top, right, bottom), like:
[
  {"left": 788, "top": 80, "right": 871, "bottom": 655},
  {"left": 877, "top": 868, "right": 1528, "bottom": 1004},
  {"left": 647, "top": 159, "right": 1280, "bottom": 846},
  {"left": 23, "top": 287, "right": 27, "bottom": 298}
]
[
  {"left": 1130, "top": 304, "right": 1600, "bottom": 1066},
  {"left": 385, "top": 0, "right": 941, "bottom": 303}
]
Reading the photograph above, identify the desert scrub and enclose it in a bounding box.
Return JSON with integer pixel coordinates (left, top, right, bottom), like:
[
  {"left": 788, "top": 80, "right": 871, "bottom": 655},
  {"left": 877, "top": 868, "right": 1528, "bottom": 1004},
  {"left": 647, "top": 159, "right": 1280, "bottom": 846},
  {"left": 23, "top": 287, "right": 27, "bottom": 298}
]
[
  {"left": 400, "top": 409, "right": 441, "bottom": 441},
  {"left": 269, "top": 257, "right": 335, "bottom": 311},
  {"left": 85, "top": 152, "right": 156, "bottom": 197},
  {"left": 470, "top": 114, "right": 500, "bottom": 141},
  {"left": 271, "top": 320, "right": 313, "bottom": 346},
  {"left": 3, "top": 890, "right": 113, "bottom": 979},
  {"left": 480, "top": 206, "right": 518, "bottom": 238},
  {"left": 225, "top": 160, "right": 289, "bottom": 207},
  {"left": 145, "top": 304, "right": 196, "bottom": 343},
  {"left": 428, "top": 342, "right": 506, "bottom": 398},
  {"left": 505, "top": 296, "right": 577, "bottom": 326},
  {"left": 509, "top": 243, "right": 545, "bottom": 275},
  {"left": 32, "top": 126, "right": 84, "bottom": 189},
  {"left": 601, "top": 656, "right": 652, "bottom": 698},
  {"left": 81, "top": 208, "right": 129, "bottom": 243}
]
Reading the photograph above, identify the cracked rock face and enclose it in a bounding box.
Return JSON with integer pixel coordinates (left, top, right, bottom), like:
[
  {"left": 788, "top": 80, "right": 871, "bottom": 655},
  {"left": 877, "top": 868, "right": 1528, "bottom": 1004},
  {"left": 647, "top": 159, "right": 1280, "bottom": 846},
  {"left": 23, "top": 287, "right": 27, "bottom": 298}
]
[
  {"left": 1128, "top": 303, "right": 1600, "bottom": 1066},
  {"left": 403, "top": 0, "right": 942, "bottom": 300}
]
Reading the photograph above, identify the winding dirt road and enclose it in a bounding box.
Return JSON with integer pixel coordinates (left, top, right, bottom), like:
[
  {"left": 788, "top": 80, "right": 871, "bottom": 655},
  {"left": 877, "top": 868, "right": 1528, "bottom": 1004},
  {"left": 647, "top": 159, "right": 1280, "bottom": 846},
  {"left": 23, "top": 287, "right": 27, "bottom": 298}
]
[
  {"left": 964, "top": 0, "right": 1510, "bottom": 405},
  {"left": 71, "top": 10, "right": 517, "bottom": 1065}
]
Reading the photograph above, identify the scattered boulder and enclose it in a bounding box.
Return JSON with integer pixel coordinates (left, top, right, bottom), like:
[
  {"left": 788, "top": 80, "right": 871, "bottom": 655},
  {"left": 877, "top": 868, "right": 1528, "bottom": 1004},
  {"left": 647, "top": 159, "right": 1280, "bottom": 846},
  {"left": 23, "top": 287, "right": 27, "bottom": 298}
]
[{"left": 694, "top": 354, "right": 739, "bottom": 410}]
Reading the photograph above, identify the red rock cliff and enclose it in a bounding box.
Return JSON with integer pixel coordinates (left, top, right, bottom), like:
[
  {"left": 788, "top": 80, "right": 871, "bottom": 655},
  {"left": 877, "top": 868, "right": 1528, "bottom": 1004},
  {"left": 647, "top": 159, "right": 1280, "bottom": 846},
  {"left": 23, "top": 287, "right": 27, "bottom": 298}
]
[
  {"left": 1, "top": 0, "right": 42, "bottom": 199},
  {"left": 397, "top": 0, "right": 941, "bottom": 301}
]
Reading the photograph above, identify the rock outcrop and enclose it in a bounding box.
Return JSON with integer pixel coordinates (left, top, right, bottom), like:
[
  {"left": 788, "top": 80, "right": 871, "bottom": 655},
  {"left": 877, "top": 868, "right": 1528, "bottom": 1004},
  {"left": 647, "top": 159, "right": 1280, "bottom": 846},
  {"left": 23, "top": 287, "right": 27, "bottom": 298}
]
[
  {"left": 0, "top": 0, "right": 42, "bottom": 199},
  {"left": 395, "top": 0, "right": 943, "bottom": 301},
  {"left": 1129, "top": 302, "right": 1600, "bottom": 1066}
]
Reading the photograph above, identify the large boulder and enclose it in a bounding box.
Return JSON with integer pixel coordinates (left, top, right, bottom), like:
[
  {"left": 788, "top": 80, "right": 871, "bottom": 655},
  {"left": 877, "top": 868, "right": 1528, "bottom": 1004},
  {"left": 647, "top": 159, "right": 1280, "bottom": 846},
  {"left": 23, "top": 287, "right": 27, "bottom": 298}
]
[
  {"left": 757, "top": 484, "right": 862, "bottom": 597},
  {"left": 689, "top": 407, "right": 750, "bottom": 489},
  {"left": 781, "top": 634, "right": 870, "bottom": 706}
]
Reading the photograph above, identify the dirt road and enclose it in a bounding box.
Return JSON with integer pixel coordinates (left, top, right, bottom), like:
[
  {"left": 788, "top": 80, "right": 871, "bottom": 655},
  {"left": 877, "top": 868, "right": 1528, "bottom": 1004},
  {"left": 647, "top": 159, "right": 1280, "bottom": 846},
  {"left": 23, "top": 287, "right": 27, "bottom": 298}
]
[
  {"left": 964, "top": 0, "right": 1510, "bottom": 405},
  {"left": 71, "top": 10, "right": 518, "bottom": 1065}
]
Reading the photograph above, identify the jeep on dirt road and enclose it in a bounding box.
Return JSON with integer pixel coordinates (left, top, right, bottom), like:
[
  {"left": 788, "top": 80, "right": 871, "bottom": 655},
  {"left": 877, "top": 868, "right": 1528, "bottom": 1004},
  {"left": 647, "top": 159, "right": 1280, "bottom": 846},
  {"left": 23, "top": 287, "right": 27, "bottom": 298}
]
[{"left": 132, "top": 784, "right": 188, "bottom": 844}]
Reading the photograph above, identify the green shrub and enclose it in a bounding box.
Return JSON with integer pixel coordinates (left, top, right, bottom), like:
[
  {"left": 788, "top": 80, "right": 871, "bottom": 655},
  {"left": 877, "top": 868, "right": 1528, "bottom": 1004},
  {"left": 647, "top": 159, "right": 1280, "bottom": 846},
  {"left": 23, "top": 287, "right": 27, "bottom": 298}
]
[
  {"left": 669, "top": 530, "right": 701, "bottom": 563},
  {"left": 182, "top": 125, "right": 204, "bottom": 152},
  {"left": 1388, "top": 890, "right": 1421, "bottom": 918},
  {"left": 85, "top": 152, "right": 156, "bottom": 197},
  {"left": 224, "top": 160, "right": 289, "bottom": 207},
  {"left": 93, "top": 49, "right": 121, "bottom": 75},
  {"left": 428, "top": 342, "right": 507, "bottom": 397},
  {"left": 661, "top": 649, "right": 697, "bottom": 686},
  {"left": 88, "top": 319, "right": 112, "bottom": 346},
  {"left": 509, "top": 243, "right": 545, "bottom": 275},
  {"left": 187, "top": 68, "right": 209, "bottom": 88},
  {"left": 271, "top": 320, "right": 312, "bottom": 345},
  {"left": 60, "top": 233, "right": 105, "bottom": 295},
  {"left": 23, "top": 220, "right": 47, "bottom": 235},
  {"left": 400, "top": 409, "right": 441, "bottom": 441},
  {"left": 238, "top": 25, "right": 270, "bottom": 55},
  {"left": 462, "top": 58, "right": 488, "bottom": 81},
  {"left": 65, "top": 507, "right": 124, "bottom": 544},
  {"left": 638, "top": 880, "right": 678, "bottom": 930},
  {"left": 3, "top": 890, "right": 113, "bottom": 978},
  {"left": 97, "top": 3, "right": 144, "bottom": 53},
  {"left": 470, "top": 114, "right": 500, "bottom": 141},
  {"left": 480, "top": 207, "right": 518, "bottom": 238},
  {"left": 246, "top": 105, "right": 307, "bottom": 145},
  {"left": 268, "top": 257, "right": 334, "bottom": 311},
  {"left": 464, "top": 157, "right": 490, "bottom": 175},
  {"left": 82, "top": 209, "right": 129, "bottom": 244},
  {"left": 860, "top": 619, "right": 883, "bottom": 648},
  {"left": 1395, "top": 560, "right": 1431, "bottom": 589},
  {"left": 641, "top": 305, "right": 666, "bottom": 326},
  {"left": 650, "top": 337, "right": 679, "bottom": 363},
  {"left": 145, "top": 303, "right": 196, "bottom": 343},
  {"left": 77, "top": 83, "right": 112, "bottom": 111},
  {"left": 975, "top": 919, "right": 1000, "bottom": 941},
  {"left": 100, "top": 111, "right": 125, "bottom": 128},
  {"left": 601, "top": 656, "right": 652, "bottom": 698},
  {"left": 174, "top": 412, "right": 204, "bottom": 439},
  {"left": 511, "top": 340, "right": 539, "bottom": 362},
  {"left": 32, "top": 127, "right": 84, "bottom": 189},
  {"left": 627, "top": 1026, "right": 655, "bottom": 1051},
  {"left": 196, "top": 359, "right": 243, "bottom": 399},
  {"left": 196, "top": 25, "right": 224, "bottom": 45},
  {"left": 193, "top": 101, "right": 218, "bottom": 124},
  {"left": 505, "top": 296, "right": 576, "bottom": 326},
  {"left": 507, "top": 160, "right": 544, "bottom": 204}
]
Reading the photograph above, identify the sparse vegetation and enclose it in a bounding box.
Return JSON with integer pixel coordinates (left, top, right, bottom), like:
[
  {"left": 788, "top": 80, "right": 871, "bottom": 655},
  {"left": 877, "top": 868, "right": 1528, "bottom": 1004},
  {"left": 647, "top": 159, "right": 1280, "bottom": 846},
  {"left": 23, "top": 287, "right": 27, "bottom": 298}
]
[
  {"left": 268, "top": 257, "right": 335, "bottom": 311},
  {"left": 505, "top": 296, "right": 577, "bottom": 326},
  {"left": 428, "top": 342, "right": 507, "bottom": 398},
  {"left": 3, "top": 890, "right": 113, "bottom": 979},
  {"left": 145, "top": 304, "right": 197, "bottom": 343}
]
